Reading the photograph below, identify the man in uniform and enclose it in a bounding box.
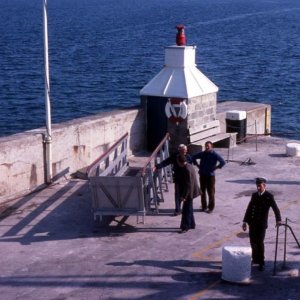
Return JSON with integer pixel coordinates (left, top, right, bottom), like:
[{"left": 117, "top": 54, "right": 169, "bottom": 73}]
[{"left": 242, "top": 177, "right": 282, "bottom": 271}]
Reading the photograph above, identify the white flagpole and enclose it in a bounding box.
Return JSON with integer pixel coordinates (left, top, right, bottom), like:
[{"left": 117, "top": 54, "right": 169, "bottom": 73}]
[{"left": 43, "top": 0, "right": 53, "bottom": 183}]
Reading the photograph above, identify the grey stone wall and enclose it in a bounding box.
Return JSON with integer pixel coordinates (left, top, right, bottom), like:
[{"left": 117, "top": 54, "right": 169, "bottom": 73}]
[
  {"left": 187, "top": 93, "right": 217, "bottom": 129},
  {"left": 0, "top": 108, "right": 145, "bottom": 202}
]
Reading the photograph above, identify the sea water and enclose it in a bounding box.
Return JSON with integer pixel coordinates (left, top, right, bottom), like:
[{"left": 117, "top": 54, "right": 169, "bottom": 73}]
[{"left": 0, "top": 0, "right": 299, "bottom": 139}]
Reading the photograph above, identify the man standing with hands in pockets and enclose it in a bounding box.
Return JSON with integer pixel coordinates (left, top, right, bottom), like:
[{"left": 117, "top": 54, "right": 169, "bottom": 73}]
[{"left": 192, "top": 141, "right": 226, "bottom": 213}]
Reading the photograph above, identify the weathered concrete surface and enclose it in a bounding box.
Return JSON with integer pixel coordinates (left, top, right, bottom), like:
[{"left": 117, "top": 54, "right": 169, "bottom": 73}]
[
  {"left": 0, "top": 107, "right": 145, "bottom": 202},
  {"left": 0, "top": 136, "right": 299, "bottom": 300}
]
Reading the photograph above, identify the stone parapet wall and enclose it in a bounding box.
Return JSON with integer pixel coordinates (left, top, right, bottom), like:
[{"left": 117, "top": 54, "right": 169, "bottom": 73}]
[
  {"left": 0, "top": 133, "right": 44, "bottom": 201},
  {"left": 0, "top": 108, "right": 145, "bottom": 202}
]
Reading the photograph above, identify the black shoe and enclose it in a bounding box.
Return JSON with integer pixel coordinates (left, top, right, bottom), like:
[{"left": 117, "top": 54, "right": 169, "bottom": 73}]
[
  {"left": 206, "top": 209, "right": 213, "bottom": 214},
  {"left": 258, "top": 264, "right": 265, "bottom": 271},
  {"left": 200, "top": 208, "right": 207, "bottom": 212},
  {"left": 173, "top": 211, "right": 181, "bottom": 216},
  {"left": 179, "top": 229, "right": 188, "bottom": 234}
]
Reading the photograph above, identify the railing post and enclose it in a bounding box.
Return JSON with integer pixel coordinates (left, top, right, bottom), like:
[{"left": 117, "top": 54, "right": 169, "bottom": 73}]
[
  {"left": 273, "top": 220, "right": 300, "bottom": 276},
  {"left": 226, "top": 135, "right": 231, "bottom": 162},
  {"left": 255, "top": 120, "right": 258, "bottom": 152},
  {"left": 273, "top": 224, "right": 280, "bottom": 276},
  {"left": 141, "top": 133, "right": 170, "bottom": 214},
  {"left": 283, "top": 218, "right": 288, "bottom": 268}
]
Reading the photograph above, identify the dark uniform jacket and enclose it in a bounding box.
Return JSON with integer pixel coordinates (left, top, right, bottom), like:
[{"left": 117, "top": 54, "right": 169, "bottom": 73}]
[
  {"left": 243, "top": 190, "right": 281, "bottom": 229},
  {"left": 156, "top": 152, "right": 192, "bottom": 183},
  {"left": 177, "top": 163, "right": 201, "bottom": 200}
]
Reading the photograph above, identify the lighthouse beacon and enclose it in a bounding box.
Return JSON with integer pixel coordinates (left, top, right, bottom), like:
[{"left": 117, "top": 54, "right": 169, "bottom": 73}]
[{"left": 140, "top": 25, "right": 224, "bottom": 153}]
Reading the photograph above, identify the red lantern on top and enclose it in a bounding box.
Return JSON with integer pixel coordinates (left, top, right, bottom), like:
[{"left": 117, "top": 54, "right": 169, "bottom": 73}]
[{"left": 176, "top": 24, "right": 186, "bottom": 46}]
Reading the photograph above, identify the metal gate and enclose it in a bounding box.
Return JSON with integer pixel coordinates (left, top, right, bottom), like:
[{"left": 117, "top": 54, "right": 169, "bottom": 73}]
[{"left": 87, "top": 132, "right": 171, "bottom": 224}]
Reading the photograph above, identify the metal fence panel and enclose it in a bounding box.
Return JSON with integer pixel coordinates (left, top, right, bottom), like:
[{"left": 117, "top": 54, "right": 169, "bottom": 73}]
[{"left": 90, "top": 174, "right": 145, "bottom": 216}]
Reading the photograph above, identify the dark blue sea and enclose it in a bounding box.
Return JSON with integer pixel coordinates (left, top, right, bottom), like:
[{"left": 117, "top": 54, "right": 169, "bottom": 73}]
[{"left": 0, "top": 0, "right": 299, "bottom": 139}]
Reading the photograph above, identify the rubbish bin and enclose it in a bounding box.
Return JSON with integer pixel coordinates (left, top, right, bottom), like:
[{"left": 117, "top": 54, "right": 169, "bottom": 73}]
[{"left": 226, "top": 110, "right": 247, "bottom": 144}]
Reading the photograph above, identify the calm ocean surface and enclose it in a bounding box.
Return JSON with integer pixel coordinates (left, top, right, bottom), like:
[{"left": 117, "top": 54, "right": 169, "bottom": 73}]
[{"left": 0, "top": 0, "right": 299, "bottom": 139}]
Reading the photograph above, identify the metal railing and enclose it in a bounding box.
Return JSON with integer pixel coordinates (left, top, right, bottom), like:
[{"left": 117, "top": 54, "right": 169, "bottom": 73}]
[
  {"left": 141, "top": 133, "right": 172, "bottom": 213},
  {"left": 87, "top": 132, "right": 128, "bottom": 178},
  {"left": 86, "top": 132, "right": 171, "bottom": 222},
  {"left": 273, "top": 218, "right": 300, "bottom": 275}
]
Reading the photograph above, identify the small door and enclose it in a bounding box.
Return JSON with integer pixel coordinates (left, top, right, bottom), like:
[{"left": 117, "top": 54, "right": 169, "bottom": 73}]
[{"left": 146, "top": 96, "right": 168, "bottom": 151}]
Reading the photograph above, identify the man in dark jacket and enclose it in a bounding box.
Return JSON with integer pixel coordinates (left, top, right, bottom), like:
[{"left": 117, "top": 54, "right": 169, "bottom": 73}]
[
  {"left": 154, "top": 144, "right": 192, "bottom": 216},
  {"left": 242, "top": 177, "right": 282, "bottom": 271},
  {"left": 192, "top": 141, "right": 226, "bottom": 213},
  {"left": 176, "top": 154, "right": 201, "bottom": 233}
]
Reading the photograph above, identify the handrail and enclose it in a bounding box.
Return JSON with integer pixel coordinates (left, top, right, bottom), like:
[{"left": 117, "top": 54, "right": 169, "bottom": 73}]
[
  {"left": 87, "top": 132, "right": 128, "bottom": 177},
  {"left": 87, "top": 132, "right": 170, "bottom": 215},
  {"left": 141, "top": 133, "right": 171, "bottom": 213},
  {"left": 273, "top": 218, "right": 300, "bottom": 275},
  {"left": 141, "top": 133, "right": 170, "bottom": 177}
]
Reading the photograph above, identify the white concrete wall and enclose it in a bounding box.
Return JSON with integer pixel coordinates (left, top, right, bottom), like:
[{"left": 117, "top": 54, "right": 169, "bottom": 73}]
[{"left": 0, "top": 108, "right": 145, "bottom": 202}]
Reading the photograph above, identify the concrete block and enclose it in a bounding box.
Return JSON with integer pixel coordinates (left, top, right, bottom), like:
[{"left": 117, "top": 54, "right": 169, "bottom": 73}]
[
  {"left": 222, "top": 246, "right": 252, "bottom": 283},
  {"left": 286, "top": 143, "right": 300, "bottom": 157}
]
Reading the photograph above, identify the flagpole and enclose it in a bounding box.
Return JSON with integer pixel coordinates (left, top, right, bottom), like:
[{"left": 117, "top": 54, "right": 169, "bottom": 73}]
[{"left": 43, "top": 0, "right": 53, "bottom": 183}]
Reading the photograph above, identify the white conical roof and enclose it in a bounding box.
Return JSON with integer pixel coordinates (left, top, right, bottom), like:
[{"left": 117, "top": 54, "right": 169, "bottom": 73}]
[{"left": 140, "top": 45, "right": 218, "bottom": 98}]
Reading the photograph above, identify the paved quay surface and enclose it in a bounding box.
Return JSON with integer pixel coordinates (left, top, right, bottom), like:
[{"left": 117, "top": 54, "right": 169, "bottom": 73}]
[{"left": 0, "top": 136, "right": 300, "bottom": 300}]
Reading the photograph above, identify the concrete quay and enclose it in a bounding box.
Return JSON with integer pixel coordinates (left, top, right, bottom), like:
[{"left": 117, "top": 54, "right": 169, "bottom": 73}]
[{"left": 0, "top": 135, "right": 300, "bottom": 300}]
